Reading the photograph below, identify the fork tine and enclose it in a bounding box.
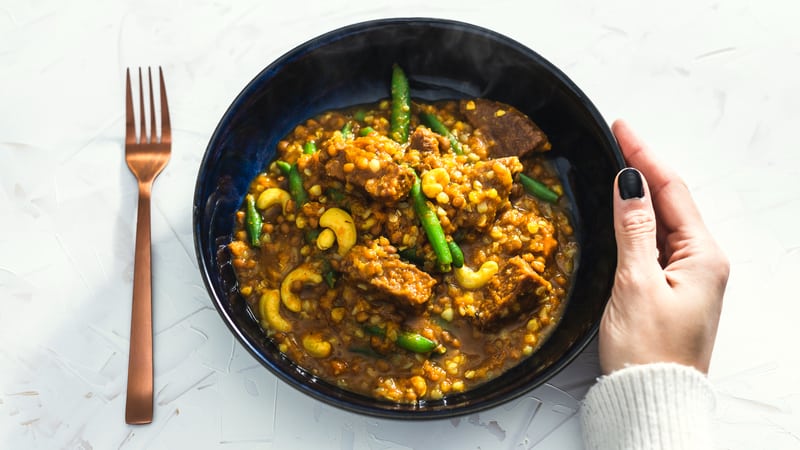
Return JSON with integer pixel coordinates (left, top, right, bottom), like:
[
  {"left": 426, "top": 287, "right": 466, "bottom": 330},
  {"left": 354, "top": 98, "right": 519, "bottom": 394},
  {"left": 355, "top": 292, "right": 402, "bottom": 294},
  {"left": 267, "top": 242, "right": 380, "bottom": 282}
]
[
  {"left": 158, "top": 67, "right": 171, "bottom": 144},
  {"left": 125, "top": 68, "right": 136, "bottom": 145},
  {"left": 147, "top": 67, "right": 156, "bottom": 144},
  {"left": 138, "top": 67, "right": 146, "bottom": 144}
]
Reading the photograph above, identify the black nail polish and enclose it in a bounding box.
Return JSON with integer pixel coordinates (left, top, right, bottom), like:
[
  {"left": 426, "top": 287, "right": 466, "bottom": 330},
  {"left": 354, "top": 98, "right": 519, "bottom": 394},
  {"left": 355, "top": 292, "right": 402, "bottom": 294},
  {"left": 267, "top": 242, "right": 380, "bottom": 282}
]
[{"left": 618, "top": 168, "right": 644, "bottom": 199}]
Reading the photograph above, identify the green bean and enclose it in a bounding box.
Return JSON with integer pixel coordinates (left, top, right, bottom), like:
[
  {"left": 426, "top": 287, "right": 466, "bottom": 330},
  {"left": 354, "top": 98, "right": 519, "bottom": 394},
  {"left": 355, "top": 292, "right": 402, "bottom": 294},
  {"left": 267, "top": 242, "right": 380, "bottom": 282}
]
[
  {"left": 411, "top": 178, "right": 452, "bottom": 272},
  {"left": 341, "top": 121, "right": 354, "bottom": 140},
  {"left": 353, "top": 109, "right": 366, "bottom": 122},
  {"left": 245, "top": 194, "right": 262, "bottom": 247},
  {"left": 304, "top": 228, "right": 321, "bottom": 245},
  {"left": 359, "top": 126, "right": 376, "bottom": 137},
  {"left": 323, "top": 270, "right": 336, "bottom": 289},
  {"left": 348, "top": 345, "right": 383, "bottom": 358},
  {"left": 398, "top": 247, "right": 424, "bottom": 267},
  {"left": 325, "top": 187, "right": 346, "bottom": 204},
  {"left": 288, "top": 165, "right": 308, "bottom": 206},
  {"left": 396, "top": 331, "right": 437, "bottom": 353},
  {"left": 363, "top": 326, "right": 438, "bottom": 354},
  {"left": 321, "top": 259, "right": 337, "bottom": 288},
  {"left": 303, "top": 141, "right": 317, "bottom": 154},
  {"left": 390, "top": 63, "right": 410, "bottom": 144},
  {"left": 276, "top": 161, "right": 308, "bottom": 206},
  {"left": 518, "top": 173, "right": 559, "bottom": 204},
  {"left": 275, "top": 160, "right": 291, "bottom": 175},
  {"left": 364, "top": 325, "right": 385, "bottom": 337},
  {"left": 447, "top": 241, "right": 464, "bottom": 268},
  {"left": 420, "top": 112, "right": 464, "bottom": 155}
]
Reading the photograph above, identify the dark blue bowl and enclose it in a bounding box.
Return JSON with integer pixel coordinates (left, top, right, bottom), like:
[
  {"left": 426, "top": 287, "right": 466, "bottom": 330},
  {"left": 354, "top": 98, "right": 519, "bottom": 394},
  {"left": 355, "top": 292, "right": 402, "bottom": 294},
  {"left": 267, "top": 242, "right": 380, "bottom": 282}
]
[{"left": 193, "top": 18, "right": 623, "bottom": 419}]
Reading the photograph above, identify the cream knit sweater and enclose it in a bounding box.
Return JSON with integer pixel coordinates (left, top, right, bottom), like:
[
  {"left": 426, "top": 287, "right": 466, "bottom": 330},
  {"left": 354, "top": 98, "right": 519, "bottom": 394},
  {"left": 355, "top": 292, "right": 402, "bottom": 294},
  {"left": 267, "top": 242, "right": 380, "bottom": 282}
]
[{"left": 580, "top": 363, "right": 715, "bottom": 450}]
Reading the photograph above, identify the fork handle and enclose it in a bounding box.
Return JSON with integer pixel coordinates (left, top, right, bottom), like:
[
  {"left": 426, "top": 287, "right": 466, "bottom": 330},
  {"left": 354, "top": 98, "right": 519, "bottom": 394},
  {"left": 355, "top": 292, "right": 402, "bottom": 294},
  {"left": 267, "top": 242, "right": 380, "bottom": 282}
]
[{"left": 126, "top": 182, "right": 155, "bottom": 424}]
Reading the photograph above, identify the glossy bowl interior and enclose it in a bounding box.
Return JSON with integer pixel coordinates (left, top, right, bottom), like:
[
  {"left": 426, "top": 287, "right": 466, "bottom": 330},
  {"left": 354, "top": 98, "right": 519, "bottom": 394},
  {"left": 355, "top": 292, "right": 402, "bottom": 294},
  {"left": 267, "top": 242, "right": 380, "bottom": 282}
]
[{"left": 193, "top": 18, "right": 623, "bottom": 419}]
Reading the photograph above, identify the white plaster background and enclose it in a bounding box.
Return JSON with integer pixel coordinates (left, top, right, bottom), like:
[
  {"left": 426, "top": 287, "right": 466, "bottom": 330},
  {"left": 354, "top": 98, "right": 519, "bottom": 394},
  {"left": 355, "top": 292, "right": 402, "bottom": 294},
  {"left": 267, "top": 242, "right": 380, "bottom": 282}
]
[{"left": 1, "top": 0, "right": 799, "bottom": 448}]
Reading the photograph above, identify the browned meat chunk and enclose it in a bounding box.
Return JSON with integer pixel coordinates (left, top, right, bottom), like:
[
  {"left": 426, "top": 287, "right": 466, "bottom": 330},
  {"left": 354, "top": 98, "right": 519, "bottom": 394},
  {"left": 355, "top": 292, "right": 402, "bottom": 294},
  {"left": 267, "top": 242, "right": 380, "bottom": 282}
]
[
  {"left": 306, "top": 134, "right": 415, "bottom": 204},
  {"left": 410, "top": 125, "right": 453, "bottom": 156},
  {"left": 473, "top": 256, "right": 551, "bottom": 328},
  {"left": 460, "top": 99, "right": 550, "bottom": 159},
  {"left": 409, "top": 126, "right": 456, "bottom": 173},
  {"left": 409, "top": 126, "right": 442, "bottom": 155},
  {"left": 341, "top": 240, "right": 436, "bottom": 309}
]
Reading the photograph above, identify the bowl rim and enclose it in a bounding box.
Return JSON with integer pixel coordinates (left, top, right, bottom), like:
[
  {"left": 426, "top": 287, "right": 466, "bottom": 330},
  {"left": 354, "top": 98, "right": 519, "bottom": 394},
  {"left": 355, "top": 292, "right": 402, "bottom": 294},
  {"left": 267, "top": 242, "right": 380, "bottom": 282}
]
[{"left": 193, "top": 16, "right": 622, "bottom": 419}]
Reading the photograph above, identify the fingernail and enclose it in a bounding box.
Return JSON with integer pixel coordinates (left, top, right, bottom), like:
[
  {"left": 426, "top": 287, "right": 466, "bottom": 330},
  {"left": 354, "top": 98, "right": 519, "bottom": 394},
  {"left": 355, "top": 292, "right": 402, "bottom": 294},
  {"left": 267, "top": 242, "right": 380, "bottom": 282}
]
[{"left": 618, "top": 168, "right": 644, "bottom": 200}]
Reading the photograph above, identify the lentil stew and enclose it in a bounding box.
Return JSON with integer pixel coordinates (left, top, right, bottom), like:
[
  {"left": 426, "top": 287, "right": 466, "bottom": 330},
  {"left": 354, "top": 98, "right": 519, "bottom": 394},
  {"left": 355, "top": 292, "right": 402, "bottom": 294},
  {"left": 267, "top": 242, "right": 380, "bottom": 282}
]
[{"left": 228, "top": 66, "right": 578, "bottom": 404}]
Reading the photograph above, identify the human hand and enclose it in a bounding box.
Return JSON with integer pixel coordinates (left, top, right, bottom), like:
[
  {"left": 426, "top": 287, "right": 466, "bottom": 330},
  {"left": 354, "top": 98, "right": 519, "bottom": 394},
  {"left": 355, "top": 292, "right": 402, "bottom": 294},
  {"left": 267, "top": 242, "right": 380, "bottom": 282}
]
[{"left": 599, "top": 120, "right": 729, "bottom": 375}]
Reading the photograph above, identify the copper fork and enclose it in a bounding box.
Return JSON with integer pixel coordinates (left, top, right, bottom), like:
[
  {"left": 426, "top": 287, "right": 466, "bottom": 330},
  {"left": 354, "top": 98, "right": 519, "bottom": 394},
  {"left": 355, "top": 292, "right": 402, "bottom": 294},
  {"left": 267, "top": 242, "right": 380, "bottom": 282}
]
[{"left": 124, "top": 67, "right": 171, "bottom": 425}]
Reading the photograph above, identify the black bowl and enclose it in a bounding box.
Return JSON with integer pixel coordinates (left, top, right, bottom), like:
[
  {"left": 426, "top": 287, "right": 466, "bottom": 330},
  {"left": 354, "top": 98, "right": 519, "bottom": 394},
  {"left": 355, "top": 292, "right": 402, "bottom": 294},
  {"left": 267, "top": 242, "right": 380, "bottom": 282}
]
[{"left": 193, "top": 18, "right": 623, "bottom": 419}]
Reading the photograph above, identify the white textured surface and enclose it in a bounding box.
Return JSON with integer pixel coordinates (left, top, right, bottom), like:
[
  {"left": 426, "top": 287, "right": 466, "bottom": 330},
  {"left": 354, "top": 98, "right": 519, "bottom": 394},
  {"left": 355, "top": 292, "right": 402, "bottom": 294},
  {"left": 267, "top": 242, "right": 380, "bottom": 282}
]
[{"left": 1, "top": 0, "right": 799, "bottom": 448}]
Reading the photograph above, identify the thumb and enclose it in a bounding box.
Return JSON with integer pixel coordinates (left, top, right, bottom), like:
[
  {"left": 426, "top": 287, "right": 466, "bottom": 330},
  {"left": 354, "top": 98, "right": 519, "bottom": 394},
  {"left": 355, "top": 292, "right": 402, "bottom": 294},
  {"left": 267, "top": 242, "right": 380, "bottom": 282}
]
[{"left": 613, "top": 168, "right": 659, "bottom": 273}]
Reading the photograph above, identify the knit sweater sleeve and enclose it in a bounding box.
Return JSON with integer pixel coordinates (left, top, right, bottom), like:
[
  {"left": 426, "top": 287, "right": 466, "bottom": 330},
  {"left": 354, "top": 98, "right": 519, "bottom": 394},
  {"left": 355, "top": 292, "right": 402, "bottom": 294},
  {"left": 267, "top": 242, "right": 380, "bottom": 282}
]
[{"left": 580, "top": 363, "right": 715, "bottom": 450}]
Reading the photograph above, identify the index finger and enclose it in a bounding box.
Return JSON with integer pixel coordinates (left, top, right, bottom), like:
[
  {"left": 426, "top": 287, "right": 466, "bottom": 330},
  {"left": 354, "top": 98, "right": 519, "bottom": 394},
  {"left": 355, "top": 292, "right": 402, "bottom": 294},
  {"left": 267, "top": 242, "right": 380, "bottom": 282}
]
[{"left": 611, "top": 120, "right": 704, "bottom": 232}]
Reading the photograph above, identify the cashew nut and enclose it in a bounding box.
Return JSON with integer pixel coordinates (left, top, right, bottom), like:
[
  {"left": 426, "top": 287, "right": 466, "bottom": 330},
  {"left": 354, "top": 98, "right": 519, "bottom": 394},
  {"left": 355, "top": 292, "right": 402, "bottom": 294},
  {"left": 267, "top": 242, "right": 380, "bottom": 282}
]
[
  {"left": 256, "top": 188, "right": 291, "bottom": 213},
  {"left": 280, "top": 265, "right": 322, "bottom": 312},
  {"left": 316, "top": 228, "right": 336, "bottom": 250},
  {"left": 454, "top": 261, "right": 499, "bottom": 290},
  {"left": 258, "top": 289, "right": 291, "bottom": 332},
  {"left": 318, "top": 207, "right": 356, "bottom": 256},
  {"left": 421, "top": 167, "right": 450, "bottom": 198},
  {"left": 302, "top": 333, "right": 332, "bottom": 358}
]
